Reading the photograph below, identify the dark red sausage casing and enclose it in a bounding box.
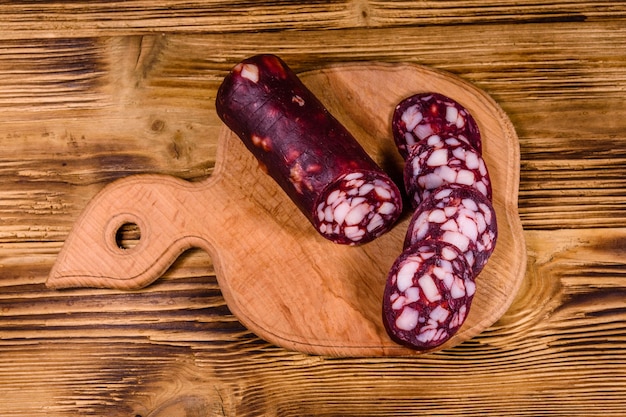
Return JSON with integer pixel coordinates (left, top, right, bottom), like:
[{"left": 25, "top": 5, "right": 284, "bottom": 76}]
[
  {"left": 382, "top": 239, "right": 476, "bottom": 350},
  {"left": 216, "top": 54, "right": 403, "bottom": 245}
]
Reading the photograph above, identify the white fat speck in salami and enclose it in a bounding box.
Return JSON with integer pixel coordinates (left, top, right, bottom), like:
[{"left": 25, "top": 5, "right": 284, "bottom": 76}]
[
  {"left": 392, "top": 92, "right": 481, "bottom": 159},
  {"left": 216, "top": 54, "right": 403, "bottom": 245},
  {"left": 383, "top": 240, "right": 475, "bottom": 350},
  {"left": 405, "top": 185, "right": 497, "bottom": 276},
  {"left": 404, "top": 136, "right": 492, "bottom": 208}
]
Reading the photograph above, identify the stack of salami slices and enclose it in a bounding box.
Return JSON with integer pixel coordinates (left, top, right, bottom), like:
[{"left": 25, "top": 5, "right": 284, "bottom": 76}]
[{"left": 383, "top": 93, "right": 498, "bottom": 350}]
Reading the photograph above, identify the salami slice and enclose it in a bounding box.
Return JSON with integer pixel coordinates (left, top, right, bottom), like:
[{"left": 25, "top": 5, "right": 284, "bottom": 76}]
[
  {"left": 392, "top": 92, "right": 481, "bottom": 159},
  {"left": 382, "top": 240, "right": 476, "bottom": 350},
  {"left": 403, "top": 135, "right": 492, "bottom": 208},
  {"left": 215, "top": 54, "right": 403, "bottom": 245},
  {"left": 404, "top": 185, "right": 497, "bottom": 276}
]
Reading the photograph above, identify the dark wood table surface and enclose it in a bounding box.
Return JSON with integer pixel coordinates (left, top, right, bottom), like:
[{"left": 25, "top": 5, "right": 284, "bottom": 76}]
[{"left": 1, "top": 2, "right": 626, "bottom": 416}]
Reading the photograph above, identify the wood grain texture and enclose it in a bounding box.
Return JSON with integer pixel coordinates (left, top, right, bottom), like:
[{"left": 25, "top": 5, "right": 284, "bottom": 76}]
[
  {"left": 0, "top": 2, "right": 625, "bottom": 415},
  {"left": 0, "top": 0, "right": 623, "bottom": 38}
]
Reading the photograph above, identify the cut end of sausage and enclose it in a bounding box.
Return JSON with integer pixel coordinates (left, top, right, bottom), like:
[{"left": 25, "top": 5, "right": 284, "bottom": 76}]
[
  {"left": 314, "top": 171, "right": 403, "bottom": 245},
  {"left": 383, "top": 240, "right": 475, "bottom": 350},
  {"left": 392, "top": 92, "right": 482, "bottom": 159}
]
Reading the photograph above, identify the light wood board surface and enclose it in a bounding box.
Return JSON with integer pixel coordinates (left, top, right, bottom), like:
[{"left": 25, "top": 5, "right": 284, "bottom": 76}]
[{"left": 1, "top": 2, "right": 626, "bottom": 416}]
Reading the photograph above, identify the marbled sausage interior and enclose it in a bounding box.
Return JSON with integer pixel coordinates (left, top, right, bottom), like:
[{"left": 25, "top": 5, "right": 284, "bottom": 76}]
[
  {"left": 404, "top": 135, "right": 492, "bottom": 208},
  {"left": 382, "top": 240, "right": 476, "bottom": 349},
  {"left": 404, "top": 185, "right": 497, "bottom": 276},
  {"left": 392, "top": 92, "right": 482, "bottom": 159}
]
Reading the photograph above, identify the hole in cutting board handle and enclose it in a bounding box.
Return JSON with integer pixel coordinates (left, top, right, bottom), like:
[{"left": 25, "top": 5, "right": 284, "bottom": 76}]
[
  {"left": 115, "top": 222, "right": 141, "bottom": 250},
  {"left": 105, "top": 213, "right": 147, "bottom": 254}
]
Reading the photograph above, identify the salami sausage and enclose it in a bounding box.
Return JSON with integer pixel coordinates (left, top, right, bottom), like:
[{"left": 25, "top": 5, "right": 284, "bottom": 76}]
[
  {"left": 392, "top": 92, "right": 481, "bottom": 159},
  {"left": 383, "top": 93, "right": 494, "bottom": 350},
  {"left": 382, "top": 239, "right": 476, "bottom": 350},
  {"left": 403, "top": 135, "right": 492, "bottom": 208},
  {"left": 404, "top": 185, "right": 497, "bottom": 276},
  {"left": 215, "top": 54, "right": 403, "bottom": 245}
]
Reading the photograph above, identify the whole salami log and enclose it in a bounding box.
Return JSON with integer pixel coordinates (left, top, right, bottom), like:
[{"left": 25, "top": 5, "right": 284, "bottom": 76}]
[
  {"left": 404, "top": 185, "right": 497, "bottom": 276},
  {"left": 216, "top": 54, "right": 402, "bottom": 245},
  {"left": 382, "top": 239, "right": 476, "bottom": 350},
  {"left": 392, "top": 92, "right": 482, "bottom": 159},
  {"left": 404, "top": 135, "right": 492, "bottom": 208}
]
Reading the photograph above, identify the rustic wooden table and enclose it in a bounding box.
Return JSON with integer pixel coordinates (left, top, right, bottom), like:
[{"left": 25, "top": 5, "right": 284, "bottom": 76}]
[{"left": 1, "top": 2, "right": 626, "bottom": 416}]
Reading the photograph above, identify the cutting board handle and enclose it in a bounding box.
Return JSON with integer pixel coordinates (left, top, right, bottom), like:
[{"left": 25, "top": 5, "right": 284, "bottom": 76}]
[{"left": 46, "top": 174, "right": 225, "bottom": 290}]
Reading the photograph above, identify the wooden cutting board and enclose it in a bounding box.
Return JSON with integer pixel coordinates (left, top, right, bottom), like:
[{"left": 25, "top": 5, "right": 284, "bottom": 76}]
[{"left": 46, "top": 62, "right": 526, "bottom": 356}]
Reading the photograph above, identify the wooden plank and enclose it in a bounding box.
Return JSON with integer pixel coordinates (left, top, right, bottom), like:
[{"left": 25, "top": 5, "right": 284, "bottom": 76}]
[
  {"left": 0, "top": 1, "right": 622, "bottom": 38},
  {"left": 0, "top": 22, "right": 624, "bottom": 113}
]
